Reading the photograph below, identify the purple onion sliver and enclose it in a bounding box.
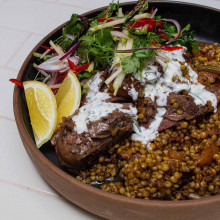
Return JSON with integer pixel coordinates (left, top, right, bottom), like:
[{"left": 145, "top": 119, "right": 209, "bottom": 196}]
[
  {"left": 35, "top": 65, "right": 67, "bottom": 73},
  {"left": 161, "top": 18, "right": 181, "bottom": 44},
  {"left": 47, "top": 72, "right": 58, "bottom": 86},
  {"left": 54, "top": 72, "right": 60, "bottom": 85},
  {"left": 43, "top": 74, "right": 51, "bottom": 83},
  {"left": 59, "top": 41, "right": 82, "bottom": 61},
  {"left": 35, "top": 55, "right": 68, "bottom": 72},
  {"left": 49, "top": 84, "right": 61, "bottom": 89}
]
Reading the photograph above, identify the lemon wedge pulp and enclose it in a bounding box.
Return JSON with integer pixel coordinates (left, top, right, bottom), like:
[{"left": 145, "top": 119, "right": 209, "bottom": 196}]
[
  {"left": 56, "top": 70, "right": 81, "bottom": 125},
  {"left": 23, "top": 81, "right": 57, "bottom": 148}
]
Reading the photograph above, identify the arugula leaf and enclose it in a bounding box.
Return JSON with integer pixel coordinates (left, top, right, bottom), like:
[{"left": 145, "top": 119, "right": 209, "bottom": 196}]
[{"left": 121, "top": 56, "right": 141, "bottom": 74}]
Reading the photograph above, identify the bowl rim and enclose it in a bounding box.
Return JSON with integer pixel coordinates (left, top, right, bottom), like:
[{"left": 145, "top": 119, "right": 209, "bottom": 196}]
[{"left": 13, "top": 0, "right": 220, "bottom": 209}]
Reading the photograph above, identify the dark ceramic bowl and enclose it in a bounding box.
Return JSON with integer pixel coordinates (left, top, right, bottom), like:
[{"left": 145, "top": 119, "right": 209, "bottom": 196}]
[{"left": 13, "top": 1, "right": 220, "bottom": 219}]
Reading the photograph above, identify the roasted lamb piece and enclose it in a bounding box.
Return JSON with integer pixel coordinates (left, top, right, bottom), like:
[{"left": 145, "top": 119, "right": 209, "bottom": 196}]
[
  {"left": 53, "top": 110, "right": 133, "bottom": 173},
  {"left": 158, "top": 92, "right": 214, "bottom": 131}
]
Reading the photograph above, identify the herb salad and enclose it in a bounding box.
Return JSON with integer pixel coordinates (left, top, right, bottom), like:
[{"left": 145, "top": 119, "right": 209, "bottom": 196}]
[{"left": 11, "top": 0, "right": 198, "bottom": 93}]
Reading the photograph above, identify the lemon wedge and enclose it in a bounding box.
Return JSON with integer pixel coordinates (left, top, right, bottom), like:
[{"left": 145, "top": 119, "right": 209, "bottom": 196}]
[
  {"left": 23, "top": 81, "right": 57, "bottom": 148},
  {"left": 56, "top": 70, "right": 81, "bottom": 125}
]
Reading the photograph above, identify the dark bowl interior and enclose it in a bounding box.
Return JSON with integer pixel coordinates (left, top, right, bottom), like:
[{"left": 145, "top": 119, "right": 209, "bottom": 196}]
[{"left": 18, "top": 0, "right": 220, "bottom": 187}]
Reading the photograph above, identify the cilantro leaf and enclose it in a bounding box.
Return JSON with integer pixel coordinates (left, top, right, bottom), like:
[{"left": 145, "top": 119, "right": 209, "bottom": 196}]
[
  {"left": 77, "top": 27, "right": 115, "bottom": 69},
  {"left": 80, "top": 35, "right": 94, "bottom": 47},
  {"left": 65, "top": 14, "right": 85, "bottom": 35},
  {"left": 121, "top": 56, "right": 141, "bottom": 74},
  {"left": 95, "top": 28, "right": 114, "bottom": 47},
  {"left": 78, "top": 71, "right": 92, "bottom": 79},
  {"left": 134, "top": 49, "right": 155, "bottom": 60}
]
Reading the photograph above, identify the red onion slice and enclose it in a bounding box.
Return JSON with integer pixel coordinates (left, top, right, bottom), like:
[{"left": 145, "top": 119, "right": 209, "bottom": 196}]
[
  {"left": 53, "top": 72, "right": 60, "bottom": 85},
  {"left": 59, "top": 41, "right": 82, "bottom": 61},
  {"left": 161, "top": 18, "right": 181, "bottom": 44},
  {"left": 47, "top": 72, "right": 58, "bottom": 86},
  {"left": 36, "top": 55, "right": 68, "bottom": 72}
]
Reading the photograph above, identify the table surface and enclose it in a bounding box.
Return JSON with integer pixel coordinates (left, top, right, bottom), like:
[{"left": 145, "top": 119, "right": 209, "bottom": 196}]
[{"left": 1, "top": 0, "right": 220, "bottom": 219}]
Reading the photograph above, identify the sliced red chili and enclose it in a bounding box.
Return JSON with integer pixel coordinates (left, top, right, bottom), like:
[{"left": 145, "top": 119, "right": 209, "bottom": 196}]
[
  {"left": 40, "top": 45, "right": 56, "bottom": 52},
  {"left": 157, "top": 29, "right": 170, "bottom": 41},
  {"left": 97, "top": 18, "right": 114, "bottom": 23},
  {"left": 152, "top": 41, "right": 160, "bottom": 46},
  {"left": 74, "top": 63, "right": 90, "bottom": 72},
  {"left": 161, "top": 45, "right": 183, "bottom": 52},
  {"left": 67, "top": 59, "right": 78, "bottom": 72},
  {"left": 128, "top": 18, "right": 161, "bottom": 31},
  {"left": 150, "top": 7, "right": 154, "bottom": 15},
  {"left": 67, "top": 59, "right": 90, "bottom": 75},
  {"left": 9, "top": 79, "right": 23, "bottom": 88},
  {"left": 158, "top": 34, "right": 170, "bottom": 41},
  {"left": 51, "top": 88, "right": 59, "bottom": 94}
]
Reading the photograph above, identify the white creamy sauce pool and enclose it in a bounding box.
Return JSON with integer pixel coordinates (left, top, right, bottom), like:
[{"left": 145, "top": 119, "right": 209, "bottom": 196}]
[
  {"left": 131, "top": 48, "right": 217, "bottom": 144},
  {"left": 72, "top": 72, "right": 137, "bottom": 134}
]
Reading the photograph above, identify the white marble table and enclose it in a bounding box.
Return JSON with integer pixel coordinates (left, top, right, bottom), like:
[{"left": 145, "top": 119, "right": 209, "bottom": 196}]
[{"left": 0, "top": 0, "right": 219, "bottom": 219}]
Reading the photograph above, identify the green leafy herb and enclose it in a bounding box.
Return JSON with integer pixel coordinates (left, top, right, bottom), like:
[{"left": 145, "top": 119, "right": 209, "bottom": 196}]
[
  {"left": 78, "top": 71, "right": 93, "bottom": 79},
  {"left": 121, "top": 55, "right": 141, "bottom": 74},
  {"left": 77, "top": 27, "right": 115, "bottom": 68},
  {"left": 133, "top": 33, "right": 160, "bottom": 47},
  {"left": 60, "top": 34, "right": 73, "bottom": 50},
  {"left": 65, "top": 14, "right": 85, "bottom": 35},
  {"left": 175, "top": 24, "right": 198, "bottom": 51},
  {"left": 134, "top": 49, "right": 155, "bottom": 60},
  {"left": 163, "top": 21, "right": 177, "bottom": 39}
]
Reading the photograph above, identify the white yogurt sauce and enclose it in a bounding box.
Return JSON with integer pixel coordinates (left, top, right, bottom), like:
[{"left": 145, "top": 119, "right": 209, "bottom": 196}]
[
  {"left": 72, "top": 72, "right": 137, "bottom": 134},
  {"left": 132, "top": 48, "right": 217, "bottom": 143},
  {"left": 134, "top": 60, "right": 162, "bottom": 83},
  {"left": 132, "top": 107, "right": 166, "bottom": 143},
  {"left": 128, "top": 84, "right": 139, "bottom": 101}
]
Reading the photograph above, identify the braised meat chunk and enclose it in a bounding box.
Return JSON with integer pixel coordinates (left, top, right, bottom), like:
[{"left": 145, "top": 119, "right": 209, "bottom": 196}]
[
  {"left": 53, "top": 109, "right": 133, "bottom": 174},
  {"left": 159, "top": 92, "right": 214, "bottom": 132}
]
